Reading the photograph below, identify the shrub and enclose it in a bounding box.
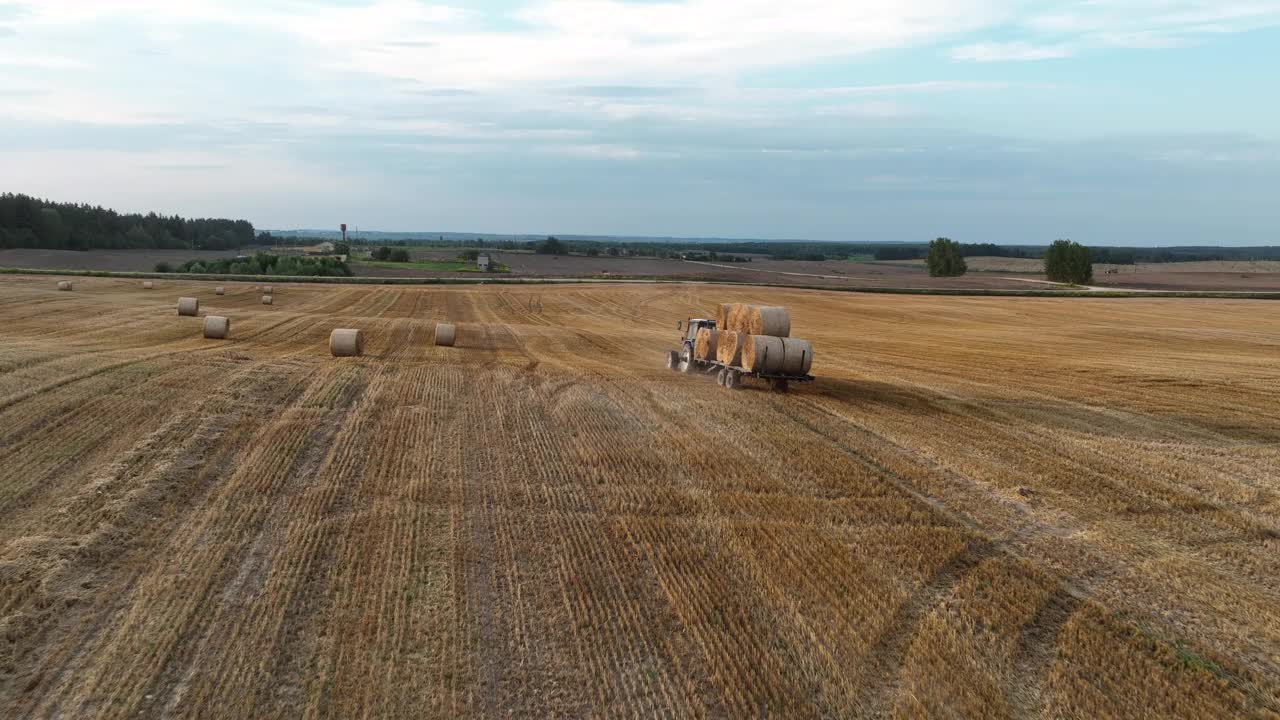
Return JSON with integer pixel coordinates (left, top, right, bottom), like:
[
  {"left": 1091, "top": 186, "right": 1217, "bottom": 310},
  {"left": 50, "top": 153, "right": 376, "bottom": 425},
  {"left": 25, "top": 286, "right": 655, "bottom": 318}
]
[
  {"left": 927, "top": 238, "right": 967, "bottom": 277},
  {"left": 1045, "top": 239, "right": 1093, "bottom": 284},
  {"left": 536, "top": 237, "right": 567, "bottom": 255}
]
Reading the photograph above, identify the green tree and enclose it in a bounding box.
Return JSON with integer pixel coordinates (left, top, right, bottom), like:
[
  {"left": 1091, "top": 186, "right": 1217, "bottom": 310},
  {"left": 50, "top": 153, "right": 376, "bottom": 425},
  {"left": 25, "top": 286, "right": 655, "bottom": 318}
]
[
  {"left": 35, "top": 208, "right": 69, "bottom": 249},
  {"left": 334, "top": 240, "right": 351, "bottom": 256},
  {"left": 536, "top": 236, "right": 566, "bottom": 255},
  {"left": 371, "top": 246, "right": 393, "bottom": 261},
  {"left": 1045, "top": 239, "right": 1093, "bottom": 284},
  {"left": 389, "top": 248, "right": 411, "bottom": 262},
  {"left": 926, "top": 237, "right": 967, "bottom": 277}
]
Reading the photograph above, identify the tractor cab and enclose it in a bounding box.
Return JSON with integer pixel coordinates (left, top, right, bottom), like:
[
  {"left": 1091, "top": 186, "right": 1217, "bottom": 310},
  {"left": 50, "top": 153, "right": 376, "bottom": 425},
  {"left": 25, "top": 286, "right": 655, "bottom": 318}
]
[
  {"left": 669, "top": 319, "right": 718, "bottom": 373},
  {"left": 677, "top": 318, "right": 716, "bottom": 344}
]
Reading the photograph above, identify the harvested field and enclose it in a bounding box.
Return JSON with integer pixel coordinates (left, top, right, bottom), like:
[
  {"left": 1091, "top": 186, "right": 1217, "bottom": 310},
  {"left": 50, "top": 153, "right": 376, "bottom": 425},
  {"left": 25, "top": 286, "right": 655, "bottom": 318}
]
[{"left": 0, "top": 275, "right": 1278, "bottom": 718}]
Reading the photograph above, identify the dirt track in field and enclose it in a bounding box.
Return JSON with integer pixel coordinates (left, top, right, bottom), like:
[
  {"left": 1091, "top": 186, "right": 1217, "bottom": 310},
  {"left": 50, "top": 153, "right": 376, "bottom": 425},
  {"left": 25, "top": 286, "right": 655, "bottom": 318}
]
[{"left": 1, "top": 275, "right": 1278, "bottom": 718}]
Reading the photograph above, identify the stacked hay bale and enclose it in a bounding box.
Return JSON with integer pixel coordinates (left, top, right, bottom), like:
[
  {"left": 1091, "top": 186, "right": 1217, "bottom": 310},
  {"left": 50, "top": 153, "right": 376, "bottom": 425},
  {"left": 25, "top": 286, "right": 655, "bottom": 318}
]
[
  {"left": 716, "top": 330, "right": 745, "bottom": 366},
  {"left": 717, "top": 303, "right": 813, "bottom": 376},
  {"left": 694, "top": 327, "right": 719, "bottom": 361}
]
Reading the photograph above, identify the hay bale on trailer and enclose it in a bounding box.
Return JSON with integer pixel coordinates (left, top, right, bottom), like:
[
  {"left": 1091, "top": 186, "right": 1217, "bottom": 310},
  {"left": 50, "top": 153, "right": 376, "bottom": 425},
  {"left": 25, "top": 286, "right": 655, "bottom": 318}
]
[
  {"left": 716, "top": 304, "right": 791, "bottom": 336},
  {"left": 741, "top": 335, "right": 786, "bottom": 373},
  {"left": 177, "top": 297, "right": 199, "bottom": 316},
  {"left": 744, "top": 306, "right": 790, "bottom": 337},
  {"left": 435, "top": 322, "right": 456, "bottom": 347},
  {"left": 779, "top": 338, "right": 814, "bottom": 376},
  {"left": 694, "top": 327, "right": 719, "bottom": 361},
  {"left": 142, "top": 281, "right": 154, "bottom": 290},
  {"left": 330, "top": 329, "right": 363, "bottom": 357},
  {"left": 57, "top": 281, "right": 73, "bottom": 291},
  {"left": 262, "top": 295, "right": 273, "bottom": 305},
  {"left": 215, "top": 286, "right": 225, "bottom": 296},
  {"left": 715, "top": 304, "right": 734, "bottom": 331},
  {"left": 203, "top": 316, "right": 230, "bottom": 339},
  {"left": 716, "top": 330, "right": 745, "bottom": 366}
]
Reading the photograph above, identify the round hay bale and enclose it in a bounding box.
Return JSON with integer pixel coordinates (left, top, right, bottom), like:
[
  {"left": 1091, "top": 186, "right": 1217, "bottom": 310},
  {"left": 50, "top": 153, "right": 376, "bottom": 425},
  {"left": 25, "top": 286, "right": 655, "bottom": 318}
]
[
  {"left": 694, "top": 327, "right": 719, "bottom": 361},
  {"left": 726, "top": 303, "right": 748, "bottom": 332},
  {"left": 745, "top": 306, "right": 791, "bottom": 337},
  {"left": 741, "top": 334, "right": 786, "bottom": 373},
  {"left": 780, "top": 337, "right": 814, "bottom": 376},
  {"left": 203, "top": 315, "right": 230, "bottom": 339},
  {"left": 435, "top": 322, "right": 456, "bottom": 347},
  {"left": 262, "top": 285, "right": 273, "bottom": 294},
  {"left": 215, "top": 286, "right": 225, "bottom": 296},
  {"left": 57, "top": 281, "right": 73, "bottom": 291},
  {"left": 330, "top": 328, "right": 363, "bottom": 357},
  {"left": 142, "top": 281, "right": 154, "bottom": 290},
  {"left": 261, "top": 294, "right": 273, "bottom": 305},
  {"left": 177, "top": 297, "right": 199, "bottom": 316},
  {"left": 715, "top": 304, "right": 733, "bottom": 330},
  {"left": 715, "top": 330, "right": 745, "bottom": 366}
]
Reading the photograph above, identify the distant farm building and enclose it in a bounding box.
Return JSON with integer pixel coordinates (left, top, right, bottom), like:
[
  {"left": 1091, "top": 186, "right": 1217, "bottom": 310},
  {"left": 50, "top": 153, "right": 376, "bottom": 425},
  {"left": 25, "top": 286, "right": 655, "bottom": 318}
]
[
  {"left": 307, "top": 242, "right": 336, "bottom": 256},
  {"left": 477, "top": 254, "right": 491, "bottom": 271}
]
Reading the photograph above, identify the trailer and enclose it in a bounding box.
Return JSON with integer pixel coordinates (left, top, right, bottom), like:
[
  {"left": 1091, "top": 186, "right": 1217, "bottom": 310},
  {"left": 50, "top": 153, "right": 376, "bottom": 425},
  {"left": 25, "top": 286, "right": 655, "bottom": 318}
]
[{"left": 665, "top": 318, "right": 814, "bottom": 392}]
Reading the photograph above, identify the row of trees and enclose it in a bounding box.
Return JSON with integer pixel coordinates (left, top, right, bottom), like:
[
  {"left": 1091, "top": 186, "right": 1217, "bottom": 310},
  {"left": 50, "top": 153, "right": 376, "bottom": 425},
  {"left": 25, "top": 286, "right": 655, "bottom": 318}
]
[
  {"left": 155, "top": 252, "right": 352, "bottom": 277},
  {"left": 878, "top": 242, "right": 1035, "bottom": 261},
  {"left": 926, "top": 237, "right": 1094, "bottom": 283},
  {"left": 370, "top": 246, "right": 411, "bottom": 262},
  {"left": 0, "top": 193, "right": 254, "bottom": 251}
]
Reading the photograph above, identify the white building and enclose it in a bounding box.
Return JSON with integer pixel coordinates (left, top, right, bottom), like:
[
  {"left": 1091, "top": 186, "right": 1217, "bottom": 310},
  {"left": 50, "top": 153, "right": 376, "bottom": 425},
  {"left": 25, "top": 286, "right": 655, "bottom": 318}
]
[{"left": 477, "top": 254, "right": 491, "bottom": 271}]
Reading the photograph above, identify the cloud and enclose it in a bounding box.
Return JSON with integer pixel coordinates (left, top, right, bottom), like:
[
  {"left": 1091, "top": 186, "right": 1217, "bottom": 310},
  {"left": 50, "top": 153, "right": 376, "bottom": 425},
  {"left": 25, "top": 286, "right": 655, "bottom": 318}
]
[
  {"left": 562, "top": 85, "right": 699, "bottom": 98},
  {"left": 952, "top": 1, "right": 1280, "bottom": 61},
  {"left": 0, "top": 1, "right": 1277, "bottom": 243},
  {"left": 950, "top": 41, "right": 1075, "bottom": 61}
]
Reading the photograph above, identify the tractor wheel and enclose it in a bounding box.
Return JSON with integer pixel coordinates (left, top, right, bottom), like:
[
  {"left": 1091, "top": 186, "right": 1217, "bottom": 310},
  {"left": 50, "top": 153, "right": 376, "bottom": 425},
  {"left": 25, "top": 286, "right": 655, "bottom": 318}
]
[
  {"left": 679, "top": 348, "right": 696, "bottom": 374},
  {"left": 666, "top": 350, "right": 679, "bottom": 370}
]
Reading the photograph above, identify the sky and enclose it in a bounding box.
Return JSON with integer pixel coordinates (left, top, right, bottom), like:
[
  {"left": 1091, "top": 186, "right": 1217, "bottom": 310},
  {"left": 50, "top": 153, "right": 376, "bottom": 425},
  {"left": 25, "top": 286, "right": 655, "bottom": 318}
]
[{"left": 0, "top": 1, "right": 1278, "bottom": 245}]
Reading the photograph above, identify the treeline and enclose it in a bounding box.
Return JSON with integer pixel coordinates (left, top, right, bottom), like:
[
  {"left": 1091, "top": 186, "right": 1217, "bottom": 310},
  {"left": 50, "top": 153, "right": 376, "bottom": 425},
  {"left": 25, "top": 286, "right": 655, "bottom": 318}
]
[
  {"left": 156, "top": 252, "right": 351, "bottom": 277},
  {"left": 876, "top": 243, "right": 1280, "bottom": 264},
  {"left": 876, "top": 243, "right": 1034, "bottom": 261},
  {"left": 0, "top": 193, "right": 254, "bottom": 251},
  {"left": 255, "top": 230, "right": 1280, "bottom": 266}
]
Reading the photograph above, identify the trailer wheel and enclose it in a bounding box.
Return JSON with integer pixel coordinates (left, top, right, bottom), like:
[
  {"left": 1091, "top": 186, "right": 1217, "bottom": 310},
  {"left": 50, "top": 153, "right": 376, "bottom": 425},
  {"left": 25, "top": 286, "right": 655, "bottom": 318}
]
[
  {"left": 716, "top": 368, "right": 727, "bottom": 387},
  {"left": 666, "top": 350, "right": 679, "bottom": 370},
  {"left": 725, "top": 370, "right": 742, "bottom": 390},
  {"left": 770, "top": 378, "right": 789, "bottom": 393}
]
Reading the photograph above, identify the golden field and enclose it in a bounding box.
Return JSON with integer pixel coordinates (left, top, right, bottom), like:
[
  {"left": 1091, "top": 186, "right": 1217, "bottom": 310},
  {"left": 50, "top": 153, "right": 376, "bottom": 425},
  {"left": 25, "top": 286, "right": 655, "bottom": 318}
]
[{"left": 0, "top": 275, "right": 1277, "bottom": 718}]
